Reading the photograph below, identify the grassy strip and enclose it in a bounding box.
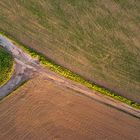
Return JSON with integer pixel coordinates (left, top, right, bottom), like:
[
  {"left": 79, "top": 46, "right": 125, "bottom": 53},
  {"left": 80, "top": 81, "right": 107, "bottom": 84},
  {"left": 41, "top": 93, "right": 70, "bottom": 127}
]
[
  {"left": 0, "top": 31, "right": 140, "bottom": 109},
  {"left": 0, "top": 46, "right": 14, "bottom": 87}
]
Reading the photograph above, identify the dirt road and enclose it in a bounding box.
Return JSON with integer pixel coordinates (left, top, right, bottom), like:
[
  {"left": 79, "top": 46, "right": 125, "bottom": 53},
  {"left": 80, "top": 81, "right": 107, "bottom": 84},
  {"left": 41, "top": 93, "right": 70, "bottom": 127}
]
[
  {"left": 0, "top": 34, "right": 140, "bottom": 119},
  {"left": 0, "top": 35, "right": 39, "bottom": 99}
]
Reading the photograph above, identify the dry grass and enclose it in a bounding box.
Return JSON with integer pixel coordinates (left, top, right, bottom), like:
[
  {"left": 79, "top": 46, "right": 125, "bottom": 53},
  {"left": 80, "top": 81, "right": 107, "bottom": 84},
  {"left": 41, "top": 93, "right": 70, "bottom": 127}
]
[
  {"left": 0, "top": 0, "right": 140, "bottom": 102},
  {"left": 0, "top": 75, "right": 140, "bottom": 140}
]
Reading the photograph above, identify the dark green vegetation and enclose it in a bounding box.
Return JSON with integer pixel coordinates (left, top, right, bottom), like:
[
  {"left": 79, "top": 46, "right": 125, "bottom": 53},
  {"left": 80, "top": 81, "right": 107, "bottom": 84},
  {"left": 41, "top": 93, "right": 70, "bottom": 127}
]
[
  {"left": 0, "top": 0, "right": 140, "bottom": 102},
  {"left": 0, "top": 46, "right": 13, "bottom": 86}
]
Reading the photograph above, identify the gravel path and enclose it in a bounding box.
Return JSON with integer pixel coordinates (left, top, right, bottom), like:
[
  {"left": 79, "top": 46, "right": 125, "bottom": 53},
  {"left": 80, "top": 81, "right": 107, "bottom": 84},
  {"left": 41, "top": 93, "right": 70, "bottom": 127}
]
[{"left": 0, "top": 34, "right": 140, "bottom": 118}]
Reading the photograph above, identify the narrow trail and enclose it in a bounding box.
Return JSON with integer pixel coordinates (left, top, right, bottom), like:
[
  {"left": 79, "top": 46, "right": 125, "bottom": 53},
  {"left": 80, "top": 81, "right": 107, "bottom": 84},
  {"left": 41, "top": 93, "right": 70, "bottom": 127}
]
[{"left": 0, "top": 34, "right": 140, "bottom": 118}]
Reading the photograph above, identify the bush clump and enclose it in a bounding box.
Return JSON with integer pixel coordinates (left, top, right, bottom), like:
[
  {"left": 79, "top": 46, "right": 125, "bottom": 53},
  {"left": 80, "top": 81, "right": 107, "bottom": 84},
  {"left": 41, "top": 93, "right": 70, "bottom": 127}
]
[{"left": 0, "top": 46, "right": 13, "bottom": 86}]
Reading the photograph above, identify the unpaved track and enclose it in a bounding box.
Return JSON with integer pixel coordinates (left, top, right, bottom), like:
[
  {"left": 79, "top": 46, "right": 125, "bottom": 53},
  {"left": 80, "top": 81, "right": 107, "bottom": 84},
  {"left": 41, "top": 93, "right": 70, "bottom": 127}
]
[
  {"left": 0, "top": 34, "right": 140, "bottom": 118},
  {"left": 0, "top": 35, "right": 39, "bottom": 99},
  {"left": 0, "top": 62, "right": 29, "bottom": 99}
]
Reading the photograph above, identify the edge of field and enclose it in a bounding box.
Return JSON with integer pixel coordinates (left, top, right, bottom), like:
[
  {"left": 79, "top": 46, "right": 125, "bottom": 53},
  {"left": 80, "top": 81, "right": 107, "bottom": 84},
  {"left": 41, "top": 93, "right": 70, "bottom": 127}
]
[{"left": 0, "top": 30, "right": 140, "bottom": 110}]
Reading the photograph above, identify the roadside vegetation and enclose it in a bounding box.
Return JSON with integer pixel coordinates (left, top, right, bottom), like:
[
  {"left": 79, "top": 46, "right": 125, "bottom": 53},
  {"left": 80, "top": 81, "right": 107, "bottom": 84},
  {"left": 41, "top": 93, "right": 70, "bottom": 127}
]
[
  {"left": 1, "top": 32, "right": 140, "bottom": 109},
  {"left": 0, "top": 0, "right": 139, "bottom": 102},
  {"left": 0, "top": 46, "right": 13, "bottom": 87},
  {"left": 21, "top": 43, "right": 140, "bottom": 109}
]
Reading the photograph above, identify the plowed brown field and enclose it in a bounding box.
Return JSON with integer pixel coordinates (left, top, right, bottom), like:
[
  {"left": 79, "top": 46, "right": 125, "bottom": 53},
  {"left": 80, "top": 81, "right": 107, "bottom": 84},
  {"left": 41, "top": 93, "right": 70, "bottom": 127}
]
[{"left": 0, "top": 75, "right": 139, "bottom": 140}]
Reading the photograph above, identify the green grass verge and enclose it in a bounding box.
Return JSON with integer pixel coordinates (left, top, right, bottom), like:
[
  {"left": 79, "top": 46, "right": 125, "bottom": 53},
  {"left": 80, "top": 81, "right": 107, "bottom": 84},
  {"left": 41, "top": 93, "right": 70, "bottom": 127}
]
[
  {"left": 0, "top": 45, "right": 14, "bottom": 87},
  {"left": 0, "top": 31, "right": 140, "bottom": 109}
]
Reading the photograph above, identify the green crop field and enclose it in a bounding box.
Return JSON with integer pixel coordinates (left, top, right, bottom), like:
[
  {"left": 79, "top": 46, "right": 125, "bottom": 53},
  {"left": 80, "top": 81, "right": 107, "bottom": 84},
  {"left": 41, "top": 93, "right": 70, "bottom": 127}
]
[
  {"left": 0, "top": 46, "right": 13, "bottom": 86},
  {"left": 0, "top": 0, "right": 140, "bottom": 102}
]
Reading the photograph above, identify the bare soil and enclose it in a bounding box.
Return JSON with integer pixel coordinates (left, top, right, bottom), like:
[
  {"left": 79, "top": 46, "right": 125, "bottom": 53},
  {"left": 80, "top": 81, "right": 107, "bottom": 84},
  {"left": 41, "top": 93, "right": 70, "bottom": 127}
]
[{"left": 0, "top": 75, "right": 140, "bottom": 140}]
